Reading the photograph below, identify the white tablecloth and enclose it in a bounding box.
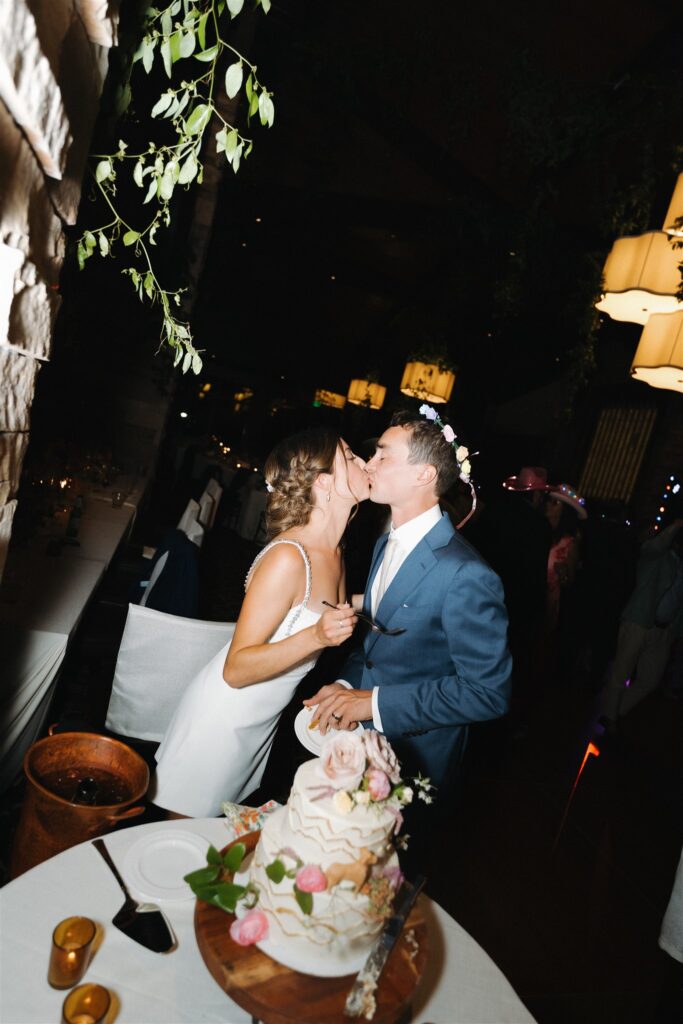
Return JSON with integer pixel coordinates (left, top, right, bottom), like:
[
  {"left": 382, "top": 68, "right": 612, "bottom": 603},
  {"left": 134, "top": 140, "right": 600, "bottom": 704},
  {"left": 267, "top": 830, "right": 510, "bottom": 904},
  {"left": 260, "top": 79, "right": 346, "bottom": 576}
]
[{"left": 0, "top": 819, "right": 535, "bottom": 1024}]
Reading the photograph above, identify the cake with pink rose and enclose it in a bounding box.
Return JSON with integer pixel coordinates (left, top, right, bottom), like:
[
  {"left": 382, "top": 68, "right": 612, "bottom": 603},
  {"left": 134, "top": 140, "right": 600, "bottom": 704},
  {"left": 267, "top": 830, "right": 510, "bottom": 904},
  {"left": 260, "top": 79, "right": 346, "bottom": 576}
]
[{"left": 232, "top": 730, "right": 421, "bottom": 975}]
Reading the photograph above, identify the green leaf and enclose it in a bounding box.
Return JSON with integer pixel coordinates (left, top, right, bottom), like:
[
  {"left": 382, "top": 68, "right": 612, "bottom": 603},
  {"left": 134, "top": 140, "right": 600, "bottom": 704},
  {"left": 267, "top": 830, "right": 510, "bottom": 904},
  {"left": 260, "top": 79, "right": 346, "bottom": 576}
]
[
  {"left": 83, "top": 230, "right": 96, "bottom": 253},
  {"left": 169, "top": 0, "right": 181, "bottom": 14},
  {"left": 179, "top": 30, "right": 195, "bottom": 58},
  {"left": 173, "top": 344, "right": 183, "bottom": 367},
  {"left": 293, "top": 885, "right": 313, "bottom": 916},
  {"left": 227, "top": 0, "right": 244, "bottom": 15},
  {"left": 194, "top": 881, "right": 246, "bottom": 913},
  {"left": 161, "top": 38, "right": 172, "bottom": 77},
  {"left": 194, "top": 44, "right": 219, "bottom": 62},
  {"left": 159, "top": 168, "right": 175, "bottom": 201},
  {"left": 223, "top": 842, "right": 246, "bottom": 872},
  {"left": 197, "top": 10, "right": 208, "bottom": 49},
  {"left": 178, "top": 152, "right": 198, "bottom": 184},
  {"left": 169, "top": 29, "right": 182, "bottom": 63},
  {"left": 151, "top": 91, "right": 173, "bottom": 117},
  {"left": 161, "top": 9, "right": 172, "bottom": 36},
  {"left": 76, "top": 241, "right": 86, "bottom": 271},
  {"left": 225, "top": 129, "right": 239, "bottom": 157},
  {"left": 259, "top": 92, "right": 274, "bottom": 128},
  {"left": 143, "top": 177, "right": 158, "bottom": 204},
  {"left": 143, "top": 272, "right": 154, "bottom": 299},
  {"left": 248, "top": 91, "right": 259, "bottom": 118},
  {"left": 186, "top": 103, "right": 211, "bottom": 135},
  {"left": 261, "top": 0, "right": 271, "bottom": 11},
  {"left": 225, "top": 61, "right": 243, "bottom": 99},
  {"left": 97, "top": 232, "right": 109, "bottom": 256},
  {"left": 95, "top": 159, "right": 112, "bottom": 183},
  {"left": 184, "top": 864, "right": 220, "bottom": 887},
  {"left": 192, "top": 352, "right": 203, "bottom": 374},
  {"left": 207, "top": 845, "right": 222, "bottom": 867},
  {"left": 175, "top": 91, "right": 190, "bottom": 117},
  {"left": 265, "top": 859, "right": 286, "bottom": 884},
  {"left": 142, "top": 38, "right": 155, "bottom": 73},
  {"left": 133, "top": 161, "right": 144, "bottom": 187},
  {"left": 182, "top": 350, "right": 191, "bottom": 374},
  {"left": 231, "top": 142, "right": 243, "bottom": 173},
  {"left": 215, "top": 127, "right": 227, "bottom": 153},
  {"left": 245, "top": 73, "right": 253, "bottom": 102},
  {"left": 122, "top": 230, "right": 140, "bottom": 246}
]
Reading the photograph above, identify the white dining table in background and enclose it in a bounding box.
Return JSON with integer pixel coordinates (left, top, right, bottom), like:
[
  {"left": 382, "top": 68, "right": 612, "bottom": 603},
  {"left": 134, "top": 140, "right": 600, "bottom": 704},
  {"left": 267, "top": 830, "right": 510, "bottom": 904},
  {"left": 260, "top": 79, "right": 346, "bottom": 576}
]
[
  {"left": 0, "top": 817, "right": 536, "bottom": 1024},
  {"left": 0, "top": 474, "right": 148, "bottom": 792}
]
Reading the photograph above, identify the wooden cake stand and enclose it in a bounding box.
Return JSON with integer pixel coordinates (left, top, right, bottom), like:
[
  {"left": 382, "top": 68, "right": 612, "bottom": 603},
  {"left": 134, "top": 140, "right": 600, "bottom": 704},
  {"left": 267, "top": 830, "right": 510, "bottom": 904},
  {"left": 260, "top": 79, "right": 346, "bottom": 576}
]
[{"left": 194, "top": 832, "right": 428, "bottom": 1024}]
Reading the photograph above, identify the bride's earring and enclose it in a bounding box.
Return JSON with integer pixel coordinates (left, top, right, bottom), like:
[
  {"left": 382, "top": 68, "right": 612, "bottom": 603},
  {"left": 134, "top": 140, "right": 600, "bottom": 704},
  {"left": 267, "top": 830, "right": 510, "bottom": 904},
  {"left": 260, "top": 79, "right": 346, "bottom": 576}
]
[{"left": 326, "top": 492, "right": 331, "bottom": 503}]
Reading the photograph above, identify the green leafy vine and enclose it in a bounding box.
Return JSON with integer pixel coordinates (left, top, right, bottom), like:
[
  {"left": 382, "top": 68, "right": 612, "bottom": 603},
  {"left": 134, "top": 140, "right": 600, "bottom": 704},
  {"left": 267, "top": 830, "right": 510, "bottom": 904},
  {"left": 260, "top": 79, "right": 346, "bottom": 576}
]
[{"left": 76, "top": 0, "right": 274, "bottom": 374}]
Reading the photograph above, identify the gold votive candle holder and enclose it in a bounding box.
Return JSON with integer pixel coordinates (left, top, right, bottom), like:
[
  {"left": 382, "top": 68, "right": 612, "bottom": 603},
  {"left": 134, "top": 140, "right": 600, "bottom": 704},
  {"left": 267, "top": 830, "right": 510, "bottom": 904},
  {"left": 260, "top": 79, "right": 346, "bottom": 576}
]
[
  {"left": 48, "top": 916, "right": 96, "bottom": 989},
  {"left": 62, "top": 983, "right": 111, "bottom": 1024}
]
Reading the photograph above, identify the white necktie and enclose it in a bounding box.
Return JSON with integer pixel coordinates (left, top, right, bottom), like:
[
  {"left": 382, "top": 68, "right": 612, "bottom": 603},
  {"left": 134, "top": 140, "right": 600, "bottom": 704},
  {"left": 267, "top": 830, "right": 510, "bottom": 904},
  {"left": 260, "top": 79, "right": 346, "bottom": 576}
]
[{"left": 373, "top": 533, "right": 402, "bottom": 612}]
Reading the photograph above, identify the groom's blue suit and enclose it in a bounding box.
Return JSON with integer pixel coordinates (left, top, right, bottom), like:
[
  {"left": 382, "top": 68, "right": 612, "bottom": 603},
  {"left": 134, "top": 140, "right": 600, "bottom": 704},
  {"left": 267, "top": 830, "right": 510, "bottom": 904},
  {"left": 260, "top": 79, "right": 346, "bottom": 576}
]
[{"left": 343, "top": 512, "right": 512, "bottom": 789}]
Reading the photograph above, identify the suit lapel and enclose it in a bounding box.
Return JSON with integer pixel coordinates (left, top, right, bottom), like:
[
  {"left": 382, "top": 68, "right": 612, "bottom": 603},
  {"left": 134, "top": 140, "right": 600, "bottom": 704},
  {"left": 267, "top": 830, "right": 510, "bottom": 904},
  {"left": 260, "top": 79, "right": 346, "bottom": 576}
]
[
  {"left": 363, "top": 533, "right": 389, "bottom": 615},
  {"left": 365, "top": 513, "right": 454, "bottom": 655}
]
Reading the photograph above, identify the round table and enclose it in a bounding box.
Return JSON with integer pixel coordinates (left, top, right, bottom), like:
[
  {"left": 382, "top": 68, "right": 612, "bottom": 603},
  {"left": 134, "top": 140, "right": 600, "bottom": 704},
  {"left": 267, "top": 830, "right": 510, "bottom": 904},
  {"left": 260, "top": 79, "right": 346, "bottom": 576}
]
[{"left": 0, "top": 818, "right": 536, "bottom": 1024}]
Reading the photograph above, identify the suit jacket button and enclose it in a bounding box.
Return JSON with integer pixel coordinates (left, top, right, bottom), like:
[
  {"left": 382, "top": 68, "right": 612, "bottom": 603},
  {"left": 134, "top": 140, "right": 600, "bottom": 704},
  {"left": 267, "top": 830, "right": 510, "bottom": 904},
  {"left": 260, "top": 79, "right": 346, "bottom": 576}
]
[{"left": 365, "top": 659, "right": 373, "bottom": 669}]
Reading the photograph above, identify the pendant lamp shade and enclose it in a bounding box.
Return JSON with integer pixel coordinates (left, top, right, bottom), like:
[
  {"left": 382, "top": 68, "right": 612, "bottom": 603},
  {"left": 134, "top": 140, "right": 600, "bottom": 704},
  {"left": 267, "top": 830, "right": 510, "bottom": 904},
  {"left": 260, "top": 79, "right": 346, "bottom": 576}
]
[
  {"left": 595, "top": 232, "right": 683, "bottom": 325},
  {"left": 399, "top": 361, "right": 456, "bottom": 403},
  {"left": 631, "top": 312, "right": 683, "bottom": 392}
]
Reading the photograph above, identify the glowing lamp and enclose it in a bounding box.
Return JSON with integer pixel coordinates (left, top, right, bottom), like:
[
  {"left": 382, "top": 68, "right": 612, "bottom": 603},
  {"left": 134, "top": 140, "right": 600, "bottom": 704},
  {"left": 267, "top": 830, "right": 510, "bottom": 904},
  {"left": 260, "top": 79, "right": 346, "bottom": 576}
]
[
  {"left": 595, "top": 232, "right": 683, "bottom": 325},
  {"left": 630, "top": 312, "right": 683, "bottom": 393},
  {"left": 346, "top": 379, "right": 386, "bottom": 410},
  {"left": 399, "top": 361, "right": 455, "bottom": 403},
  {"left": 314, "top": 389, "right": 346, "bottom": 409}
]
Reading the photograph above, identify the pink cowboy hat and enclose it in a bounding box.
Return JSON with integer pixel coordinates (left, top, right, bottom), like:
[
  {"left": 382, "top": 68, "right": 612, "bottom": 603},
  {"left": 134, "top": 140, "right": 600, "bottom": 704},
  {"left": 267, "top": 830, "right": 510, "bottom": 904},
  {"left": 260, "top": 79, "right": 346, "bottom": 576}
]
[
  {"left": 547, "top": 483, "right": 588, "bottom": 519},
  {"left": 502, "top": 466, "right": 549, "bottom": 492}
]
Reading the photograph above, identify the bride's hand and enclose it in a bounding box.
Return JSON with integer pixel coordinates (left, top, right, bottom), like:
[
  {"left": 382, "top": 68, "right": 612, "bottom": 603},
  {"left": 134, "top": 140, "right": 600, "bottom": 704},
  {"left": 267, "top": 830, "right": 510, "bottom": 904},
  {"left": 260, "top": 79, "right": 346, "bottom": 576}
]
[{"left": 314, "top": 602, "right": 355, "bottom": 647}]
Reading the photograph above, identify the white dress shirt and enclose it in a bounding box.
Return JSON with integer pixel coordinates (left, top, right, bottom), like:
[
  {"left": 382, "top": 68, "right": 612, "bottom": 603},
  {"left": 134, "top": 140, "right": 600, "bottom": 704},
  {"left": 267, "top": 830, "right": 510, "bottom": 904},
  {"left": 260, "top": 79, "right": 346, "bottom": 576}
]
[{"left": 340, "top": 503, "right": 443, "bottom": 732}]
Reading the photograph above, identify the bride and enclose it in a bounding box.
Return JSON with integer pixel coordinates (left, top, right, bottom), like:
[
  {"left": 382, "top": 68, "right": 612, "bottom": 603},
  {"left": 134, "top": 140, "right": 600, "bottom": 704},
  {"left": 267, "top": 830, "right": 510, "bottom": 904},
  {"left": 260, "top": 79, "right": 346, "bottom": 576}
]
[{"left": 151, "top": 427, "right": 369, "bottom": 817}]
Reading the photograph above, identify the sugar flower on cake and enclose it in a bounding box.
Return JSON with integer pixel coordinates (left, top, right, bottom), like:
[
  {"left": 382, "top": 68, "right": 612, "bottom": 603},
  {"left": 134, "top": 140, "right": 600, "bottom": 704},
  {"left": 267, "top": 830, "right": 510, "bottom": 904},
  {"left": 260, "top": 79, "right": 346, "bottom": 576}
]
[
  {"left": 319, "top": 732, "right": 366, "bottom": 791},
  {"left": 362, "top": 730, "right": 401, "bottom": 784},
  {"left": 229, "top": 908, "right": 269, "bottom": 946},
  {"left": 367, "top": 768, "right": 391, "bottom": 801},
  {"left": 295, "top": 864, "right": 328, "bottom": 893}
]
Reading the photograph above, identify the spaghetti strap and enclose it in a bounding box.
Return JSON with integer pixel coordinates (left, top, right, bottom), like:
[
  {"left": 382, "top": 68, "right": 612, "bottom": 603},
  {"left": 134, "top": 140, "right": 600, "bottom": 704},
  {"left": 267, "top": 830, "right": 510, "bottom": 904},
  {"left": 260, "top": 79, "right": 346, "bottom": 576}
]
[{"left": 245, "top": 539, "right": 312, "bottom": 610}]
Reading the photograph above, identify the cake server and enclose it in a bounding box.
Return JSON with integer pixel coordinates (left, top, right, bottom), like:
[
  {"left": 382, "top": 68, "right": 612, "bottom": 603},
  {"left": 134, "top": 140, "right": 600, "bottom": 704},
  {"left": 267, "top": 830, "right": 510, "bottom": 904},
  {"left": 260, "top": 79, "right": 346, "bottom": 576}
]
[
  {"left": 344, "top": 874, "right": 426, "bottom": 1018},
  {"left": 92, "top": 838, "right": 177, "bottom": 953}
]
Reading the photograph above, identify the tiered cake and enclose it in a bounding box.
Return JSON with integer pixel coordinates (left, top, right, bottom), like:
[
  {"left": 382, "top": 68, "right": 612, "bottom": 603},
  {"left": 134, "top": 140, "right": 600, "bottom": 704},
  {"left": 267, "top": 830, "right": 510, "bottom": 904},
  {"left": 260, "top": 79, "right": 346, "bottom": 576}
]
[{"left": 235, "top": 730, "right": 412, "bottom": 974}]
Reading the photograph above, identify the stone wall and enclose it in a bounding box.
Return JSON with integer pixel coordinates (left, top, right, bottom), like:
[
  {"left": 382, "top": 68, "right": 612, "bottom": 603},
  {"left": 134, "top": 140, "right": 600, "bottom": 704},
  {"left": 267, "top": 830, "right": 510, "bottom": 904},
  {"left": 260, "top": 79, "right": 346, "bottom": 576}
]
[{"left": 0, "top": 0, "right": 118, "bottom": 579}]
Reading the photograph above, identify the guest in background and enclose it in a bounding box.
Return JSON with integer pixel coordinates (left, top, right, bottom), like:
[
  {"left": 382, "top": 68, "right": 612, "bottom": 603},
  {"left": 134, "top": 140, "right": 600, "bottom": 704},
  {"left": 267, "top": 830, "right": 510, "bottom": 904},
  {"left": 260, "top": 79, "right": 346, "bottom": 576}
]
[
  {"left": 544, "top": 483, "right": 587, "bottom": 629},
  {"left": 601, "top": 518, "right": 683, "bottom": 732}
]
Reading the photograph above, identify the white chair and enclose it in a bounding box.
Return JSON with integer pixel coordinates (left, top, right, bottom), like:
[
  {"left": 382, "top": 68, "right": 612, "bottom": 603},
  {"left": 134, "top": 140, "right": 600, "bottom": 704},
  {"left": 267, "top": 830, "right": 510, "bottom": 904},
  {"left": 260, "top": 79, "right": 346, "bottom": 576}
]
[
  {"left": 205, "top": 479, "right": 223, "bottom": 529},
  {"left": 105, "top": 604, "right": 235, "bottom": 742},
  {"left": 197, "top": 490, "right": 215, "bottom": 530},
  {"left": 177, "top": 498, "right": 204, "bottom": 547}
]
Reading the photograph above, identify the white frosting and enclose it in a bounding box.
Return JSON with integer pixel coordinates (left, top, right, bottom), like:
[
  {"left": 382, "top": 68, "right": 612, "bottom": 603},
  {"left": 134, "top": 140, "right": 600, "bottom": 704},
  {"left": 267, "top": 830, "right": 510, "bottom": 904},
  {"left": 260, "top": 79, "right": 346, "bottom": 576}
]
[{"left": 249, "top": 759, "right": 400, "bottom": 963}]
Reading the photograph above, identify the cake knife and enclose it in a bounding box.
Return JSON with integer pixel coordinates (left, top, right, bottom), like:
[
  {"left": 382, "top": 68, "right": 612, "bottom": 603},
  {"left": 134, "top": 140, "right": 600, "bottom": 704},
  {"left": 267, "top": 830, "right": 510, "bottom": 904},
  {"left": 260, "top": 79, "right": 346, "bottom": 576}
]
[{"left": 344, "top": 875, "right": 426, "bottom": 1018}]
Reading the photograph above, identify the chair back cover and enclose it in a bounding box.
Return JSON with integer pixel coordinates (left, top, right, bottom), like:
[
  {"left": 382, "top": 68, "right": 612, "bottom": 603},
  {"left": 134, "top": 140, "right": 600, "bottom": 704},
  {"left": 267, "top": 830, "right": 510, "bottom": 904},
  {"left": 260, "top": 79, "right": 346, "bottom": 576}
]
[
  {"left": 105, "top": 604, "right": 235, "bottom": 742},
  {"left": 139, "top": 529, "right": 199, "bottom": 618},
  {"left": 177, "top": 498, "right": 200, "bottom": 533},
  {"left": 197, "top": 490, "right": 215, "bottom": 529}
]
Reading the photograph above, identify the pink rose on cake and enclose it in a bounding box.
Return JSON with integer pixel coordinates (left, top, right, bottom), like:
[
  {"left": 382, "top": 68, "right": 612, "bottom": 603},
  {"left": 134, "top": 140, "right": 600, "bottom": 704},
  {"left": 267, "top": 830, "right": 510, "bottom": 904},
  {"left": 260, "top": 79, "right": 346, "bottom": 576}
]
[
  {"left": 229, "top": 908, "right": 269, "bottom": 946},
  {"left": 295, "top": 865, "right": 328, "bottom": 892},
  {"left": 319, "top": 732, "right": 366, "bottom": 790},
  {"left": 367, "top": 768, "right": 391, "bottom": 801},
  {"left": 362, "top": 731, "right": 401, "bottom": 784}
]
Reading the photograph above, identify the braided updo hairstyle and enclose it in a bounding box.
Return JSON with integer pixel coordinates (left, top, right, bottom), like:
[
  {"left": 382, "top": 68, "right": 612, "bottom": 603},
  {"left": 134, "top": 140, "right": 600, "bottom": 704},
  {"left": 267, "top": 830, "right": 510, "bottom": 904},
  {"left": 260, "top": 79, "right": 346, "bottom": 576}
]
[{"left": 263, "top": 428, "right": 342, "bottom": 538}]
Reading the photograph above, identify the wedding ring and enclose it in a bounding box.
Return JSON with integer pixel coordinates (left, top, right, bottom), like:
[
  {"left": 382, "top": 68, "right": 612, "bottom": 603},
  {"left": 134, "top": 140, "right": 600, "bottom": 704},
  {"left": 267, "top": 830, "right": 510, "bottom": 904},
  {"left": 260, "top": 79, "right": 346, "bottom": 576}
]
[{"left": 332, "top": 712, "right": 342, "bottom": 721}]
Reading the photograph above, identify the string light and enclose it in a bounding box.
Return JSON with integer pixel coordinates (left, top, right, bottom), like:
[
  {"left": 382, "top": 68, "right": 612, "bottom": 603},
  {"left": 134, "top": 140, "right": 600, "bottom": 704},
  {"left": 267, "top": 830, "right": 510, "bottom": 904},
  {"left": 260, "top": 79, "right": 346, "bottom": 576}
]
[{"left": 653, "top": 473, "right": 680, "bottom": 531}]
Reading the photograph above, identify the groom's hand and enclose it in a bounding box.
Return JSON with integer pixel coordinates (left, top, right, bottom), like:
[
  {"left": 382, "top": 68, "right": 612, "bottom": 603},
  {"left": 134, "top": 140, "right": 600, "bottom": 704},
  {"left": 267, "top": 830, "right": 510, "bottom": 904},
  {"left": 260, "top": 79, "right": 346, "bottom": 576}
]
[{"left": 304, "top": 684, "right": 373, "bottom": 735}]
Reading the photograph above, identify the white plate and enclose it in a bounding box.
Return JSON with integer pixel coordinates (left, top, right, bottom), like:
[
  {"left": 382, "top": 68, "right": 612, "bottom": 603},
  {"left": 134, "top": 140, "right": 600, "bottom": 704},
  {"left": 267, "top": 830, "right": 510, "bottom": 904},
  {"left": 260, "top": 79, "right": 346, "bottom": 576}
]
[
  {"left": 233, "top": 867, "right": 367, "bottom": 977},
  {"left": 294, "top": 705, "right": 364, "bottom": 755},
  {"left": 123, "top": 829, "right": 209, "bottom": 902}
]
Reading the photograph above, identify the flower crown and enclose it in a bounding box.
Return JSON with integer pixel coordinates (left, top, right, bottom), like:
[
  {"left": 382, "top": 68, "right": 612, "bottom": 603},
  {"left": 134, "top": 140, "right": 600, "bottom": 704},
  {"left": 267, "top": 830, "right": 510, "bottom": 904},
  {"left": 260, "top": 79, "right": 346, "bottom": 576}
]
[
  {"left": 417, "top": 404, "right": 477, "bottom": 529},
  {"left": 418, "top": 404, "right": 472, "bottom": 483}
]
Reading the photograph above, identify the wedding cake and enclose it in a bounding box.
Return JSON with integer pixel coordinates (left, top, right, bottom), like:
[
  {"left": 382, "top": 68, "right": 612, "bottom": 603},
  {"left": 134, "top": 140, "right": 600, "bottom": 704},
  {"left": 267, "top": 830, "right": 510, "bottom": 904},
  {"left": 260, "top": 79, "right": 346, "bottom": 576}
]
[{"left": 231, "top": 730, "right": 416, "bottom": 974}]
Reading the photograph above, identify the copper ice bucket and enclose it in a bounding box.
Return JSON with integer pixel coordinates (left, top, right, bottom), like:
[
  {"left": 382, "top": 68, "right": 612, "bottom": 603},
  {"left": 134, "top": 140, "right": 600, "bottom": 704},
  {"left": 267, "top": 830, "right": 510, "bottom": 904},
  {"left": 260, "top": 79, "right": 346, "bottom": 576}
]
[{"left": 10, "top": 728, "right": 149, "bottom": 878}]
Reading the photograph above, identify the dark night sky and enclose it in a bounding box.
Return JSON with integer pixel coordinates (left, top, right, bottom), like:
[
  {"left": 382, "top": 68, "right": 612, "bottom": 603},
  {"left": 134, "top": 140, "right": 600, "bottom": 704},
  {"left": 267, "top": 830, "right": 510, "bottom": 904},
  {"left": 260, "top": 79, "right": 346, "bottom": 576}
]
[{"left": 36, "top": 0, "right": 683, "bottom": 463}]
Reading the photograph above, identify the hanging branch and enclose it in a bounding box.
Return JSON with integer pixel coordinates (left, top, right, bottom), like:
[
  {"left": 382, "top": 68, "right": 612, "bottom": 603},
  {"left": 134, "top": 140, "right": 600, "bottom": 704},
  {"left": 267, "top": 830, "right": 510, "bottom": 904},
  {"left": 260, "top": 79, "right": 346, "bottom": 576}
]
[{"left": 76, "top": 0, "right": 274, "bottom": 374}]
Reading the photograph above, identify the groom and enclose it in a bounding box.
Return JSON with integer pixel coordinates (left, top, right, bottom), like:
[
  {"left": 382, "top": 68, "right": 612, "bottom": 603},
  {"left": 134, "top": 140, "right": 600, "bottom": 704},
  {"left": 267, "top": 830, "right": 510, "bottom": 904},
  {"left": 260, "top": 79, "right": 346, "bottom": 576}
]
[{"left": 305, "top": 408, "right": 512, "bottom": 799}]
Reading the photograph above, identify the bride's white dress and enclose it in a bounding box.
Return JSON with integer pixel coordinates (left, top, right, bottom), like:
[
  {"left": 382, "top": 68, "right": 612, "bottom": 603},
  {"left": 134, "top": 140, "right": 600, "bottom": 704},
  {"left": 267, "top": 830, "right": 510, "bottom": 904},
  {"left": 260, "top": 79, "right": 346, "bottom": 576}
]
[{"left": 152, "top": 540, "right": 320, "bottom": 817}]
